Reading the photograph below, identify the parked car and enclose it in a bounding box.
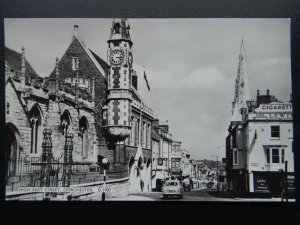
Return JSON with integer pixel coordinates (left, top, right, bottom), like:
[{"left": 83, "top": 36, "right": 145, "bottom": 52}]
[
  {"left": 162, "top": 180, "right": 184, "bottom": 199},
  {"left": 182, "top": 178, "right": 191, "bottom": 192}
]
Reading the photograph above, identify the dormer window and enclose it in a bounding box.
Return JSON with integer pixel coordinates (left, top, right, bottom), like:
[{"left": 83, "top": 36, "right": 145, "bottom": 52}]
[{"left": 72, "top": 57, "right": 79, "bottom": 71}]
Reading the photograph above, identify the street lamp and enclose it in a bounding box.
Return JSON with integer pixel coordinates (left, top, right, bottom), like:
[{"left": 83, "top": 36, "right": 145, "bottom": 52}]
[
  {"left": 211, "top": 155, "right": 219, "bottom": 192},
  {"left": 102, "top": 157, "right": 109, "bottom": 201}
]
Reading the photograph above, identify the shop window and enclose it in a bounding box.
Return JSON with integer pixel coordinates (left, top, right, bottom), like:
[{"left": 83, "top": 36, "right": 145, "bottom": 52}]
[{"left": 271, "top": 126, "right": 280, "bottom": 138}]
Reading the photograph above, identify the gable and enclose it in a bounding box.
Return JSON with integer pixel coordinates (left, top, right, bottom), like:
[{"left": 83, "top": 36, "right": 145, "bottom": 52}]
[
  {"left": 5, "top": 47, "right": 40, "bottom": 79},
  {"left": 49, "top": 37, "right": 107, "bottom": 81}
]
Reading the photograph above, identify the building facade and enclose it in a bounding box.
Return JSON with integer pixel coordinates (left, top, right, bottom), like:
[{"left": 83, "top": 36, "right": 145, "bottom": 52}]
[
  {"left": 225, "top": 39, "right": 294, "bottom": 196},
  {"left": 5, "top": 19, "right": 154, "bottom": 196},
  {"left": 151, "top": 120, "right": 173, "bottom": 191}
]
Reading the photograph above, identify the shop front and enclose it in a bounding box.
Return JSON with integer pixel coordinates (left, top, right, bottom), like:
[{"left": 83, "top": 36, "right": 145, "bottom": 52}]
[{"left": 252, "top": 171, "right": 295, "bottom": 197}]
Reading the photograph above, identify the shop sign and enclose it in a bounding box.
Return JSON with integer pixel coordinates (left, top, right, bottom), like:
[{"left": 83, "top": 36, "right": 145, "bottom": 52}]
[
  {"left": 253, "top": 103, "right": 293, "bottom": 120},
  {"left": 254, "top": 174, "right": 270, "bottom": 192},
  {"left": 286, "top": 175, "right": 295, "bottom": 193}
]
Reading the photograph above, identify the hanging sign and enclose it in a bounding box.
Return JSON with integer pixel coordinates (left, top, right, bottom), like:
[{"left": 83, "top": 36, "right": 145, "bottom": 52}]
[{"left": 157, "top": 158, "right": 164, "bottom": 166}]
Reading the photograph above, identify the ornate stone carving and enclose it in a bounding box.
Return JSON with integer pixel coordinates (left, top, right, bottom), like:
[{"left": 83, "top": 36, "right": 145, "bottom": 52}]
[{"left": 102, "top": 126, "right": 131, "bottom": 143}]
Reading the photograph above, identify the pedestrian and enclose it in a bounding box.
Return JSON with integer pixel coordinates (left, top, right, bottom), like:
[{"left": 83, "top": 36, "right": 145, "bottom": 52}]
[{"left": 140, "top": 179, "right": 144, "bottom": 192}]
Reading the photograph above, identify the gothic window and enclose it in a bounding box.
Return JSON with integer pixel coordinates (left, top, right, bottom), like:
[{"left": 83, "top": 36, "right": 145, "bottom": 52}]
[
  {"left": 136, "top": 119, "right": 139, "bottom": 146},
  {"left": 79, "top": 117, "right": 89, "bottom": 158},
  {"left": 60, "top": 110, "right": 72, "bottom": 135},
  {"left": 142, "top": 121, "right": 146, "bottom": 147},
  {"left": 5, "top": 123, "right": 21, "bottom": 178},
  {"left": 72, "top": 57, "right": 79, "bottom": 71},
  {"left": 29, "top": 104, "right": 42, "bottom": 155},
  {"left": 147, "top": 123, "right": 151, "bottom": 149},
  {"left": 130, "top": 116, "right": 135, "bottom": 145}
]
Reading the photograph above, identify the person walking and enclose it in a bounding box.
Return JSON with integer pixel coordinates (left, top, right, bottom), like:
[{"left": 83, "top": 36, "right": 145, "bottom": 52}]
[{"left": 140, "top": 179, "right": 144, "bottom": 192}]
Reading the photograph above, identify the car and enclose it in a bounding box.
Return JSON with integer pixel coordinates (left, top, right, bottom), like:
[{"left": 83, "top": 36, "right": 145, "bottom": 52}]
[{"left": 162, "top": 180, "right": 184, "bottom": 199}]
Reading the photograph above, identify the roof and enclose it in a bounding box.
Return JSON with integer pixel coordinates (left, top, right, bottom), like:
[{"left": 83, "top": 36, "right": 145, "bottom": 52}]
[
  {"left": 74, "top": 36, "right": 107, "bottom": 80},
  {"left": 90, "top": 49, "right": 109, "bottom": 73},
  {"left": 49, "top": 35, "right": 108, "bottom": 81},
  {"left": 5, "top": 47, "right": 40, "bottom": 79}
]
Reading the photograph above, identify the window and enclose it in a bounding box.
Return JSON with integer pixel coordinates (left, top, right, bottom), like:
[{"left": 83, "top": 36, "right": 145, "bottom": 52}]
[
  {"left": 233, "top": 150, "right": 238, "bottom": 165},
  {"left": 281, "top": 149, "right": 285, "bottom": 163},
  {"left": 72, "top": 57, "right": 79, "bottom": 71},
  {"left": 265, "top": 147, "right": 285, "bottom": 164},
  {"left": 6, "top": 102, "right": 10, "bottom": 114},
  {"left": 272, "top": 149, "right": 279, "bottom": 163},
  {"left": 265, "top": 148, "right": 270, "bottom": 163},
  {"left": 271, "top": 126, "right": 280, "bottom": 138}
]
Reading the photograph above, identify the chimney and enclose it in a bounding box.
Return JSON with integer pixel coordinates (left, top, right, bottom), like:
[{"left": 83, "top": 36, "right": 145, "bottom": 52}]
[
  {"left": 132, "top": 70, "right": 138, "bottom": 90},
  {"left": 74, "top": 25, "right": 79, "bottom": 37},
  {"left": 257, "top": 89, "right": 260, "bottom": 96},
  {"left": 267, "top": 89, "right": 270, "bottom": 95}
]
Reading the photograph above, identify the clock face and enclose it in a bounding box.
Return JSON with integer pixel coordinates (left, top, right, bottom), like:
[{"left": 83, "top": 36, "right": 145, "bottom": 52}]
[
  {"left": 128, "top": 52, "right": 133, "bottom": 66},
  {"left": 110, "top": 49, "right": 124, "bottom": 65}
]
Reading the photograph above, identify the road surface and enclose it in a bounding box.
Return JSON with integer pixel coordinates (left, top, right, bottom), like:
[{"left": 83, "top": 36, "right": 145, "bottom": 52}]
[{"left": 108, "top": 188, "right": 291, "bottom": 202}]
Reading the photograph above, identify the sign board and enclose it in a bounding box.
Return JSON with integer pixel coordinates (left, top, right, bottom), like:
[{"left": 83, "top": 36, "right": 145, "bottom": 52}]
[
  {"left": 254, "top": 174, "right": 270, "bottom": 193},
  {"left": 286, "top": 175, "right": 295, "bottom": 193},
  {"left": 253, "top": 103, "right": 293, "bottom": 120},
  {"left": 17, "top": 186, "right": 112, "bottom": 193}
]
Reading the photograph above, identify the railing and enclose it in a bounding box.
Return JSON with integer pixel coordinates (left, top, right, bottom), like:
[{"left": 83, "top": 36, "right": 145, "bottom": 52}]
[{"left": 6, "top": 156, "right": 129, "bottom": 191}]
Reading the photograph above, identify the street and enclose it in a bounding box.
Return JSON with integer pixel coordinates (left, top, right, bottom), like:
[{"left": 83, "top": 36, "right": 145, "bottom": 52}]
[{"left": 108, "top": 188, "right": 293, "bottom": 202}]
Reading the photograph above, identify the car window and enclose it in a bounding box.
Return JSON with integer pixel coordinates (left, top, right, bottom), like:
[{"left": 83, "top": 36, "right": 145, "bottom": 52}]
[{"left": 165, "top": 181, "right": 178, "bottom": 186}]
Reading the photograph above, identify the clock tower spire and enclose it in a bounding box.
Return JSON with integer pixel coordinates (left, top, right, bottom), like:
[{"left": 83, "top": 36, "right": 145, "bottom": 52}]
[{"left": 103, "top": 18, "right": 133, "bottom": 144}]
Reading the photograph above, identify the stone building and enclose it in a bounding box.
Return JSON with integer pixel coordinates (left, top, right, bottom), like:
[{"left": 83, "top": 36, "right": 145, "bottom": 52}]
[
  {"left": 151, "top": 120, "right": 174, "bottom": 191},
  {"left": 224, "top": 39, "right": 294, "bottom": 196},
  {"left": 5, "top": 19, "right": 154, "bottom": 196}
]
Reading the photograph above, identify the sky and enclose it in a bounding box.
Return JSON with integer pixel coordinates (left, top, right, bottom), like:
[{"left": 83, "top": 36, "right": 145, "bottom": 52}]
[{"left": 4, "top": 18, "right": 292, "bottom": 160}]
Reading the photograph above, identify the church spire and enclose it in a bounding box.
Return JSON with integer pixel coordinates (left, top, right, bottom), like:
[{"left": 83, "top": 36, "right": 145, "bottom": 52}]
[{"left": 231, "top": 37, "right": 251, "bottom": 122}]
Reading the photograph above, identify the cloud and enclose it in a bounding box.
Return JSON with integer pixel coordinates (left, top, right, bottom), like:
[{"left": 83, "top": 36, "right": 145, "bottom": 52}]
[{"left": 134, "top": 64, "right": 234, "bottom": 159}]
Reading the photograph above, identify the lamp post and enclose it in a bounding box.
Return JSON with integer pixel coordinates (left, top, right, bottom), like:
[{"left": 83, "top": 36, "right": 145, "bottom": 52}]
[
  {"left": 102, "top": 157, "right": 109, "bottom": 201},
  {"left": 211, "top": 155, "right": 219, "bottom": 192}
]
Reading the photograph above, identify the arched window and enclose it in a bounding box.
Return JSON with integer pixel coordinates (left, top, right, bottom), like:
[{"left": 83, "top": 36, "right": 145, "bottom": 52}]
[
  {"left": 29, "top": 104, "right": 42, "bottom": 155},
  {"left": 60, "top": 110, "right": 72, "bottom": 135},
  {"left": 5, "top": 123, "right": 21, "bottom": 178},
  {"left": 79, "top": 116, "right": 89, "bottom": 158}
]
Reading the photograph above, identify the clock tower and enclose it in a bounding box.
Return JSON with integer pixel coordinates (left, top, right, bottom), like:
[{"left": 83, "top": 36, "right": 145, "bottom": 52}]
[{"left": 103, "top": 18, "right": 133, "bottom": 144}]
